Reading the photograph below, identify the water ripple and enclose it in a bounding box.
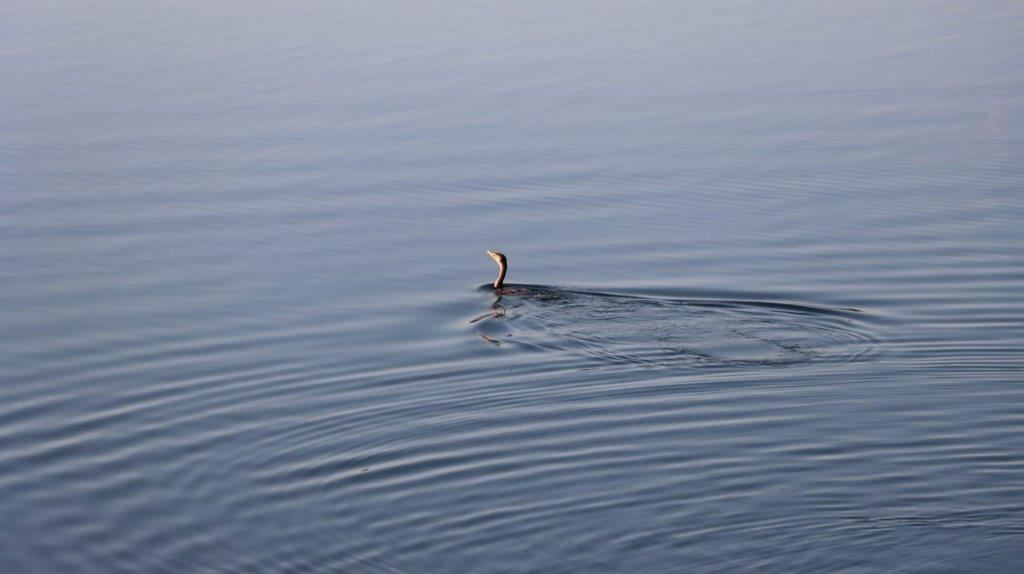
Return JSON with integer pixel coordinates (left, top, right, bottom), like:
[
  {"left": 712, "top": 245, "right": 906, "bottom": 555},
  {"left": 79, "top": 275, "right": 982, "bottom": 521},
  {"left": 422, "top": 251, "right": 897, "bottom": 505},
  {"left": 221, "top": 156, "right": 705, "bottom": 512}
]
[{"left": 470, "top": 286, "right": 878, "bottom": 369}]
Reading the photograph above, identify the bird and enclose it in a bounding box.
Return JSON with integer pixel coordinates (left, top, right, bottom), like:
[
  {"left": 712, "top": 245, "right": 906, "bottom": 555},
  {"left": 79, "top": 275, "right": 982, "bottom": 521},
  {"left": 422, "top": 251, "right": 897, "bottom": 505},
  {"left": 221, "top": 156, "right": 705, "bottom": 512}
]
[
  {"left": 486, "top": 250, "right": 508, "bottom": 289},
  {"left": 475, "top": 251, "right": 867, "bottom": 367}
]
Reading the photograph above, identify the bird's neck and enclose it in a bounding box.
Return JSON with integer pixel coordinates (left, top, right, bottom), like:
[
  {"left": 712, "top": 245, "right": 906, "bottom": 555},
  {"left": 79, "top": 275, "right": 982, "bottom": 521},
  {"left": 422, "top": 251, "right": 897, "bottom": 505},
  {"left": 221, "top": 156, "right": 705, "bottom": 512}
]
[{"left": 493, "top": 262, "right": 506, "bottom": 289}]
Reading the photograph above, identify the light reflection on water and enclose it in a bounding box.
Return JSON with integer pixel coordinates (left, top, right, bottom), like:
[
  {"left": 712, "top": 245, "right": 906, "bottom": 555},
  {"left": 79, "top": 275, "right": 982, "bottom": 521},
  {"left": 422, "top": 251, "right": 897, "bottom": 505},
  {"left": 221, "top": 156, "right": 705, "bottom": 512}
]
[{"left": 2, "top": 0, "right": 1023, "bottom": 572}]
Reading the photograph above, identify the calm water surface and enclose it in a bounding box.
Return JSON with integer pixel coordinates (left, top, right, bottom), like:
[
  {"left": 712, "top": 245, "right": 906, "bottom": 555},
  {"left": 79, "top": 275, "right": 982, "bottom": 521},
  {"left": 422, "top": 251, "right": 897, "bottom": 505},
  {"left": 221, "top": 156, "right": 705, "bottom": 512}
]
[{"left": 3, "top": 1, "right": 1024, "bottom": 572}]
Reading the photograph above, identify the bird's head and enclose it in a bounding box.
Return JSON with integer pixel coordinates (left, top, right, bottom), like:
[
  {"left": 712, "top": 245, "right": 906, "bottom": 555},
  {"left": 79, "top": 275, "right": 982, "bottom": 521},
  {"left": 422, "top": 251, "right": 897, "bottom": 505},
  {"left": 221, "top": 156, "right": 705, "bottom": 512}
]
[{"left": 486, "top": 250, "right": 507, "bottom": 266}]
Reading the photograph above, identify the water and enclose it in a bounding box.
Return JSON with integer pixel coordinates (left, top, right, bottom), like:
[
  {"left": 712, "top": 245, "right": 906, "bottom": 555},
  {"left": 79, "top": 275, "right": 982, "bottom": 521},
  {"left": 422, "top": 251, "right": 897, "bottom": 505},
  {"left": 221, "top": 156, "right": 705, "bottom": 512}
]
[{"left": 3, "top": 1, "right": 1023, "bottom": 571}]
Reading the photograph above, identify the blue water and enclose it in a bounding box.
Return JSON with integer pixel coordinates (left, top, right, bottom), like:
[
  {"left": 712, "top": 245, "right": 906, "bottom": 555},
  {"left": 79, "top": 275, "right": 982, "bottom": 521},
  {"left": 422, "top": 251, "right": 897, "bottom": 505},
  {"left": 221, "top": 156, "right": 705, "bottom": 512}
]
[{"left": 3, "top": 1, "right": 1023, "bottom": 572}]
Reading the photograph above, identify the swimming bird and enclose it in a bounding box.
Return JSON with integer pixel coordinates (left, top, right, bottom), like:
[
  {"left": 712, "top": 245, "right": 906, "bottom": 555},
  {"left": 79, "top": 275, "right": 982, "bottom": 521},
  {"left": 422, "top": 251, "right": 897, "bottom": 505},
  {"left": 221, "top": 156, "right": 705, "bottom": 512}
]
[
  {"left": 486, "top": 250, "right": 507, "bottom": 289},
  {"left": 475, "top": 251, "right": 868, "bottom": 367}
]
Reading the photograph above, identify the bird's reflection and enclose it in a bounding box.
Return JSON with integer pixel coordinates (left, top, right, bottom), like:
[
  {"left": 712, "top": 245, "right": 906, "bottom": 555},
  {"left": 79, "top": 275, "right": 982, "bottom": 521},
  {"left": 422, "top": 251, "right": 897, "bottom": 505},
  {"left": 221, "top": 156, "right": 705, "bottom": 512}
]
[{"left": 469, "top": 293, "right": 506, "bottom": 324}]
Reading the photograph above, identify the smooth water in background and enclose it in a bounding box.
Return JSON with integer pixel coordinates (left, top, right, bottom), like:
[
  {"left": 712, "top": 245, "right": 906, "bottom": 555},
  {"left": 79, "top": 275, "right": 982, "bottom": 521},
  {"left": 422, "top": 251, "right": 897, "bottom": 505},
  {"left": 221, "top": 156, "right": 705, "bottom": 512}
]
[{"left": 3, "top": 1, "right": 1023, "bottom": 572}]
